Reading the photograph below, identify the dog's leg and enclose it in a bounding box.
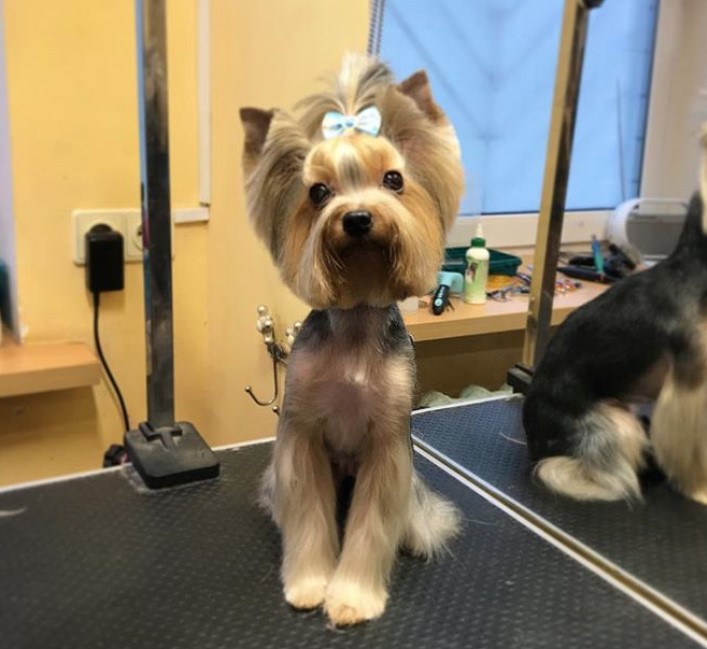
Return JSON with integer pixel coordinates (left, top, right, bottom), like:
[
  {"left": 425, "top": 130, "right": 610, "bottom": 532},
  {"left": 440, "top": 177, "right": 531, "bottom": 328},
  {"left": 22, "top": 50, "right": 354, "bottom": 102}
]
[
  {"left": 324, "top": 428, "right": 411, "bottom": 626},
  {"left": 403, "top": 470, "right": 461, "bottom": 558},
  {"left": 652, "top": 367, "right": 707, "bottom": 504},
  {"left": 268, "top": 423, "right": 339, "bottom": 610},
  {"left": 535, "top": 401, "right": 648, "bottom": 501}
]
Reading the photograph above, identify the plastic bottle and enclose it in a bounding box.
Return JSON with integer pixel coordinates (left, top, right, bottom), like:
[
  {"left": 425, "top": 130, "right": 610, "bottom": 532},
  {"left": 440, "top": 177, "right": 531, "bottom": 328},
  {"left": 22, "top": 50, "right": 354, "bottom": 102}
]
[{"left": 464, "top": 223, "right": 490, "bottom": 304}]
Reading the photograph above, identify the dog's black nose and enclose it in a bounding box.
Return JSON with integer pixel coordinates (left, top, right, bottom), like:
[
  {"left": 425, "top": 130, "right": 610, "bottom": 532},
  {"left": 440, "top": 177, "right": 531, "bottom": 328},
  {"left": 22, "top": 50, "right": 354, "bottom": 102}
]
[{"left": 342, "top": 211, "right": 372, "bottom": 237}]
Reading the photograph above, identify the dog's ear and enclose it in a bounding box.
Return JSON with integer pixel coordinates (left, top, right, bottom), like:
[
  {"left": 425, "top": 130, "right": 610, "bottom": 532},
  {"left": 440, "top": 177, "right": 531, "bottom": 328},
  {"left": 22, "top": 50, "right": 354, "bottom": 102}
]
[
  {"left": 397, "top": 70, "right": 444, "bottom": 123},
  {"left": 239, "top": 109, "right": 310, "bottom": 260},
  {"left": 240, "top": 107, "right": 275, "bottom": 157},
  {"left": 382, "top": 71, "right": 464, "bottom": 232}
]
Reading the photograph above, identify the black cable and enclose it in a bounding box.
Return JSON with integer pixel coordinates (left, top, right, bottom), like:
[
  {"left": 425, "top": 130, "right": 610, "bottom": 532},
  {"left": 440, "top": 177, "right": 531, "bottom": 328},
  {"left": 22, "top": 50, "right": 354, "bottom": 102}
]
[{"left": 92, "top": 292, "right": 130, "bottom": 432}]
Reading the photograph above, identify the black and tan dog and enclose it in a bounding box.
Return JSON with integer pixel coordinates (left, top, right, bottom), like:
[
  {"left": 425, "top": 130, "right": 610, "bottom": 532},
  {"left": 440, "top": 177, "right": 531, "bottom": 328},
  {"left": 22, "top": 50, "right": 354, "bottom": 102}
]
[
  {"left": 524, "top": 128, "right": 707, "bottom": 503},
  {"left": 238, "top": 54, "right": 463, "bottom": 626}
]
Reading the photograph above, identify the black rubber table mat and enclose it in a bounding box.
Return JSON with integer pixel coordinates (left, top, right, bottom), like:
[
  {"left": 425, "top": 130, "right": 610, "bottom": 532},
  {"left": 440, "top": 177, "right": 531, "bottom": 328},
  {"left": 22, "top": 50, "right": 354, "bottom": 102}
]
[
  {"left": 412, "top": 397, "right": 707, "bottom": 628},
  {"left": 0, "top": 441, "right": 698, "bottom": 648}
]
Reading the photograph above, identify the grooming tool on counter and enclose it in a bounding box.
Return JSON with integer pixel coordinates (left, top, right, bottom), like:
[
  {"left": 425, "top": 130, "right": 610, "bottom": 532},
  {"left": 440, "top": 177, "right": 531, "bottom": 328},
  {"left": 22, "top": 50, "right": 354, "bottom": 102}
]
[
  {"left": 557, "top": 265, "right": 617, "bottom": 284},
  {"left": 515, "top": 272, "right": 533, "bottom": 286},
  {"left": 488, "top": 285, "right": 530, "bottom": 301},
  {"left": 560, "top": 236, "right": 623, "bottom": 284},
  {"left": 432, "top": 271, "right": 464, "bottom": 315},
  {"left": 591, "top": 235, "right": 605, "bottom": 274}
]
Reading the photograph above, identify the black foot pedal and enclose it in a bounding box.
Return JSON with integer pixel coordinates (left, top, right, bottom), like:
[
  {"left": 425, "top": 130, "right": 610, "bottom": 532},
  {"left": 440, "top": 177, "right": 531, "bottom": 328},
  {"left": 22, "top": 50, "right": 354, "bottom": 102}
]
[
  {"left": 124, "top": 421, "right": 220, "bottom": 489},
  {"left": 507, "top": 363, "right": 534, "bottom": 395}
]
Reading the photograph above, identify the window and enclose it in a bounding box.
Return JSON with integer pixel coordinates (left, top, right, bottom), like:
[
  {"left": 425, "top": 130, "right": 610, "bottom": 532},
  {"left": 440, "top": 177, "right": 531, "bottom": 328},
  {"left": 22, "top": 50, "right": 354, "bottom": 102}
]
[{"left": 379, "top": 0, "right": 659, "bottom": 215}]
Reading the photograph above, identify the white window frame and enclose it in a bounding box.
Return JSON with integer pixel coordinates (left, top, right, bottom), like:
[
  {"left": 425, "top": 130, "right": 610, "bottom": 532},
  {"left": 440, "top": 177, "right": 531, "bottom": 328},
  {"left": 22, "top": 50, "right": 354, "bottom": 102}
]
[
  {"left": 640, "top": 0, "right": 705, "bottom": 201},
  {"left": 447, "top": 1, "right": 694, "bottom": 250}
]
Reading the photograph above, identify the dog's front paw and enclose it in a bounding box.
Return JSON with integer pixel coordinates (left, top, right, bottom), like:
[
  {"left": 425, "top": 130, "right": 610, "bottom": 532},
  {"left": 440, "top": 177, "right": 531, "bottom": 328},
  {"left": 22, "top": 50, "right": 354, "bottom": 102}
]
[
  {"left": 284, "top": 575, "right": 330, "bottom": 610},
  {"left": 324, "top": 579, "right": 387, "bottom": 626}
]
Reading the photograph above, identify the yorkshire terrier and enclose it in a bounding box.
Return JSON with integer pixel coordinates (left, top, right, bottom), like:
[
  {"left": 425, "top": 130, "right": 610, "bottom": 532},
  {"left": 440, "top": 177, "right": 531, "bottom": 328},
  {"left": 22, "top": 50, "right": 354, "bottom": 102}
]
[
  {"left": 238, "top": 54, "right": 464, "bottom": 626},
  {"left": 523, "top": 127, "right": 707, "bottom": 503}
]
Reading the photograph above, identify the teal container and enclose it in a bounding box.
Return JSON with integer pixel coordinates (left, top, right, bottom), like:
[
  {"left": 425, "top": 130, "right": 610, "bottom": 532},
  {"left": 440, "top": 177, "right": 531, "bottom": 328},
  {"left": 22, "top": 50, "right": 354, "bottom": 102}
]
[{"left": 442, "top": 247, "right": 522, "bottom": 277}]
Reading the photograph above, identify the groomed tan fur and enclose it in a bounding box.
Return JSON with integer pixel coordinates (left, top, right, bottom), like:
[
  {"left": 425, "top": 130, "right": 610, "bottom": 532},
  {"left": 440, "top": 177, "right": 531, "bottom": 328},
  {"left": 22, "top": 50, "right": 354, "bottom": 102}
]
[{"left": 240, "top": 53, "right": 464, "bottom": 626}]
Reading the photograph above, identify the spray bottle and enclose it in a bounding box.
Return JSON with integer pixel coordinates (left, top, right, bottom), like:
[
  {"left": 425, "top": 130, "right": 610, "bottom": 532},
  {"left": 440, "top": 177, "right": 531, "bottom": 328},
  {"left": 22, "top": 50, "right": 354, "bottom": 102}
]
[{"left": 464, "top": 223, "right": 490, "bottom": 304}]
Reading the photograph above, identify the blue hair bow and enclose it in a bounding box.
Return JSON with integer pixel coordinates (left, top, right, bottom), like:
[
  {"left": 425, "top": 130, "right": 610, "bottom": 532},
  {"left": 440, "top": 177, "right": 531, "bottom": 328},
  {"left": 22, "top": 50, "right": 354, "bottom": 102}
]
[{"left": 321, "top": 106, "right": 382, "bottom": 140}]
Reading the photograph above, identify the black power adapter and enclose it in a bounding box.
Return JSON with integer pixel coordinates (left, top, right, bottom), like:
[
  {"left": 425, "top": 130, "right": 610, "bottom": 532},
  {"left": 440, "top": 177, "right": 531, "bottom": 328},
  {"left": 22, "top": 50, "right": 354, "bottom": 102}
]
[
  {"left": 85, "top": 223, "right": 130, "bottom": 436},
  {"left": 85, "top": 224, "right": 124, "bottom": 293}
]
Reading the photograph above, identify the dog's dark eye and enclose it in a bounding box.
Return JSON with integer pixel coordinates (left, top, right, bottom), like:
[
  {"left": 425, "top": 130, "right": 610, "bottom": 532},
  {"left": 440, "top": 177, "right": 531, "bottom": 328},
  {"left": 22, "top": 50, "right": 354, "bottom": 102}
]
[
  {"left": 382, "top": 170, "right": 404, "bottom": 193},
  {"left": 309, "top": 183, "right": 331, "bottom": 207}
]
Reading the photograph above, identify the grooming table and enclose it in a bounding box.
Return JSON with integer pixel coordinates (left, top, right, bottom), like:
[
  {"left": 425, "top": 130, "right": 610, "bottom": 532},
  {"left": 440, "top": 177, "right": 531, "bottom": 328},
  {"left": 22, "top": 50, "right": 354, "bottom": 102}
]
[
  {"left": 413, "top": 396, "right": 707, "bottom": 643},
  {"left": 0, "top": 428, "right": 704, "bottom": 648}
]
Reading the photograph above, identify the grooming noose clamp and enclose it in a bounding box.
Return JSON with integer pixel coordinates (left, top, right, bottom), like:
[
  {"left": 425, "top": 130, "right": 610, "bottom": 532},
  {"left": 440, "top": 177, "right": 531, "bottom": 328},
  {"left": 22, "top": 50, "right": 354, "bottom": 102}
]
[{"left": 245, "top": 305, "right": 301, "bottom": 415}]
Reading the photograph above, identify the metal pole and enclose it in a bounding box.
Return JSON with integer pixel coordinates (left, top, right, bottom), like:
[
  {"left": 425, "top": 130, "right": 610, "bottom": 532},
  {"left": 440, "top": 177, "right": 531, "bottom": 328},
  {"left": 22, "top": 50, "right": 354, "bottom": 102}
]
[
  {"left": 521, "top": 0, "right": 601, "bottom": 369},
  {"left": 126, "top": 0, "right": 218, "bottom": 489},
  {"left": 367, "top": 0, "right": 386, "bottom": 56},
  {"left": 136, "top": 0, "right": 175, "bottom": 427}
]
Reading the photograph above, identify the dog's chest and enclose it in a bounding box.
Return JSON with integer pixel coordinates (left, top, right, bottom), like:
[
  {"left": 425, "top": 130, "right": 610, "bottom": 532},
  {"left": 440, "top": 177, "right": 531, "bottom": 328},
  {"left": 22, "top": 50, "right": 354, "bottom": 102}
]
[
  {"left": 284, "top": 306, "right": 413, "bottom": 452},
  {"left": 300, "top": 348, "right": 385, "bottom": 412},
  {"left": 288, "top": 345, "right": 411, "bottom": 452}
]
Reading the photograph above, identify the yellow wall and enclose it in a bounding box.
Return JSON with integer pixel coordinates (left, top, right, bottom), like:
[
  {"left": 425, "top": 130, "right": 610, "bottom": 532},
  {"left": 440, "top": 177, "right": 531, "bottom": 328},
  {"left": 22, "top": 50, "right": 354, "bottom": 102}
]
[{"left": 0, "top": 0, "right": 369, "bottom": 485}]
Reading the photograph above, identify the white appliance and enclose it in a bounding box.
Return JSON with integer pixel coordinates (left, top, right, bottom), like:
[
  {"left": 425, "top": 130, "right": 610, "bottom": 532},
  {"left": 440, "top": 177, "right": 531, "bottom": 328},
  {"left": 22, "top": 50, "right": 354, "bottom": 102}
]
[{"left": 606, "top": 198, "right": 689, "bottom": 264}]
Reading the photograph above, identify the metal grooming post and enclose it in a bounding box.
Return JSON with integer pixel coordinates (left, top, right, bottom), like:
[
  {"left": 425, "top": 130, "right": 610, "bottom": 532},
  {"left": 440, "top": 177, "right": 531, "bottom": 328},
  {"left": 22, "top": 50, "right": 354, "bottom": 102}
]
[
  {"left": 367, "top": 0, "right": 386, "bottom": 56},
  {"left": 508, "top": 0, "right": 604, "bottom": 393},
  {"left": 124, "top": 0, "right": 218, "bottom": 488},
  {"left": 136, "top": 0, "right": 174, "bottom": 426}
]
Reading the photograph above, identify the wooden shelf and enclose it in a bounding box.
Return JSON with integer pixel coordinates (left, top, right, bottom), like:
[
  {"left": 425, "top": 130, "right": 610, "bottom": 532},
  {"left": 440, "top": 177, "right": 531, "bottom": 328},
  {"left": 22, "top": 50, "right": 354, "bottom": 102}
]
[
  {"left": 0, "top": 341, "right": 101, "bottom": 398},
  {"left": 403, "top": 280, "right": 607, "bottom": 342}
]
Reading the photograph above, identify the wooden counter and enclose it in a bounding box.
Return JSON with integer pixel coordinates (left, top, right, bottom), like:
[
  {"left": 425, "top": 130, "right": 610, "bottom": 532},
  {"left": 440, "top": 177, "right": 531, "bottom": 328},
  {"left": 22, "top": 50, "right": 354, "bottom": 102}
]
[
  {"left": 0, "top": 340, "right": 101, "bottom": 398},
  {"left": 403, "top": 280, "right": 607, "bottom": 342}
]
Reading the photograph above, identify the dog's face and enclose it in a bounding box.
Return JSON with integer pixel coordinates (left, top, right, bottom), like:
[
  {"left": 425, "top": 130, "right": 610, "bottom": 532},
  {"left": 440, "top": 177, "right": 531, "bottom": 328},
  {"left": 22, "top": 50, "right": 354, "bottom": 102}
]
[{"left": 240, "top": 58, "right": 464, "bottom": 309}]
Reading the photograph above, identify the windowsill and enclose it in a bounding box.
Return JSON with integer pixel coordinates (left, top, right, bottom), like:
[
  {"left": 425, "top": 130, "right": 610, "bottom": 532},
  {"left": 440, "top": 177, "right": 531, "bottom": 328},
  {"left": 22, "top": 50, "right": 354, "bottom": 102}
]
[
  {"left": 447, "top": 210, "right": 611, "bottom": 249},
  {"left": 0, "top": 340, "right": 101, "bottom": 398}
]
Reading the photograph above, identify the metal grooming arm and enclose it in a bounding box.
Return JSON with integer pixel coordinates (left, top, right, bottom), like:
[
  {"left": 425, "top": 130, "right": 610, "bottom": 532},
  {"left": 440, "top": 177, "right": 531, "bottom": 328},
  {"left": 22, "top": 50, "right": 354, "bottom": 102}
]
[
  {"left": 508, "top": 0, "right": 604, "bottom": 393},
  {"left": 124, "top": 0, "right": 219, "bottom": 488}
]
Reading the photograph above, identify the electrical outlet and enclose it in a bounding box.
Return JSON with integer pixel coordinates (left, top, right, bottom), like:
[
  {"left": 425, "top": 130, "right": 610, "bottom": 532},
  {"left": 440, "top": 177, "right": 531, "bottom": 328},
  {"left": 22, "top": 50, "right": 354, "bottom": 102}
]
[
  {"left": 72, "top": 210, "right": 129, "bottom": 265},
  {"left": 73, "top": 209, "right": 176, "bottom": 265},
  {"left": 125, "top": 210, "right": 176, "bottom": 261},
  {"left": 125, "top": 211, "right": 144, "bottom": 262},
  {"left": 73, "top": 209, "right": 144, "bottom": 265}
]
